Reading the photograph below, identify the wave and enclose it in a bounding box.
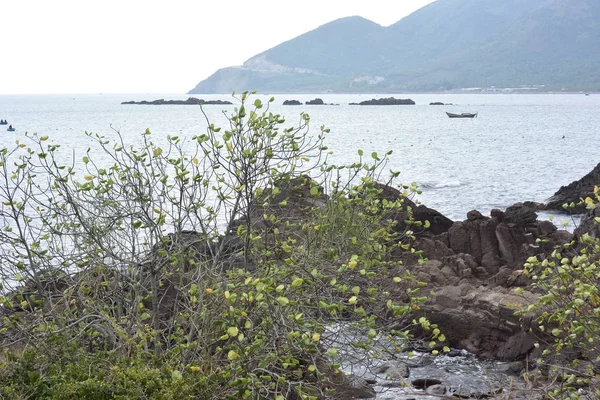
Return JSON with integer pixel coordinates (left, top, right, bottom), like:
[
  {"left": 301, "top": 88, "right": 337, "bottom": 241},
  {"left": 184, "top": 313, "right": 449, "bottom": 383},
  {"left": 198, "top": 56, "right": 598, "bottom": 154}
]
[{"left": 419, "top": 180, "right": 465, "bottom": 189}]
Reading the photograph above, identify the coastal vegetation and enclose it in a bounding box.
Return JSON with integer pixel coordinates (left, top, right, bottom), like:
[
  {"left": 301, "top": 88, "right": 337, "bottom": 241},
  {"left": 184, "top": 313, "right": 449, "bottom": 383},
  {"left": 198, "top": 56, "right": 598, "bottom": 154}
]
[
  {"left": 1, "top": 93, "right": 600, "bottom": 399},
  {"left": 0, "top": 93, "right": 437, "bottom": 399}
]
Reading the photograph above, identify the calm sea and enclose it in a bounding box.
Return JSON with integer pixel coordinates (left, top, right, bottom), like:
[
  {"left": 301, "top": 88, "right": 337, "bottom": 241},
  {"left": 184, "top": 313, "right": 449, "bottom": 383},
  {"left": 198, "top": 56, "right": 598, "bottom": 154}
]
[{"left": 1, "top": 93, "right": 598, "bottom": 223}]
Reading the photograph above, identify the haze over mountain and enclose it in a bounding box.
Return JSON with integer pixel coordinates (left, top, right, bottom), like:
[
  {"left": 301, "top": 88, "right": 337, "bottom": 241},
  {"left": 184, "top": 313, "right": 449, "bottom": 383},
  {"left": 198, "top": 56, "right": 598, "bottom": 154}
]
[{"left": 189, "top": 0, "right": 600, "bottom": 94}]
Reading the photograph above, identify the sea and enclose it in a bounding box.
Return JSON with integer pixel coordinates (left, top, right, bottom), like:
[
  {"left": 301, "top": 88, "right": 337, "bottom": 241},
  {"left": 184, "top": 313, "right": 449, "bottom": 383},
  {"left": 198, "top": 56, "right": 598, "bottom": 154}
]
[{"left": 1, "top": 92, "right": 599, "bottom": 225}]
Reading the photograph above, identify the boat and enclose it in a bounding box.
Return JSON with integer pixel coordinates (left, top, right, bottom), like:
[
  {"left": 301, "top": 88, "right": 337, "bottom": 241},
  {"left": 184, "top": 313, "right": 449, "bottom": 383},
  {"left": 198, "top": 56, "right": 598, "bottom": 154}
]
[
  {"left": 0, "top": 120, "right": 7, "bottom": 125},
  {"left": 446, "top": 112, "right": 478, "bottom": 118},
  {"left": 7, "top": 126, "right": 15, "bottom": 132}
]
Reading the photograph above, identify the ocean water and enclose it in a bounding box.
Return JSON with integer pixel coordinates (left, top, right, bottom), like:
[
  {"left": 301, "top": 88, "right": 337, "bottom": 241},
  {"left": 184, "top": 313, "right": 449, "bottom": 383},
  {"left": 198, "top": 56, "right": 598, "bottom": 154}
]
[{"left": 1, "top": 92, "right": 598, "bottom": 222}]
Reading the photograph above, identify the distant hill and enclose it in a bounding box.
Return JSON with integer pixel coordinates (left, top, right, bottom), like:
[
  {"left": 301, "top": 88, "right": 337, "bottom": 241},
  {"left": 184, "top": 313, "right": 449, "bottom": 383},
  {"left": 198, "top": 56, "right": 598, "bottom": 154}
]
[{"left": 189, "top": 0, "right": 600, "bottom": 94}]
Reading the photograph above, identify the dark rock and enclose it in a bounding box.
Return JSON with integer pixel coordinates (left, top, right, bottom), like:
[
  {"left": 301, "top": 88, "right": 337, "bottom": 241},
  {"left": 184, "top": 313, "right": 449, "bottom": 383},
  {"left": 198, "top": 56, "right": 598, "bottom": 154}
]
[
  {"left": 467, "top": 210, "right": 486, "bottom": 221},
  {"left": 350, "top": 97, "right": 416, "bottom": 106},
  {"left": 283, "top": 99, "right": 302, "bottom": 105},
  {"left": 305, "top": 98, "right": 324, "bottom": 105},
  {"left": 414, "top": 205, "right": 454, "bottom": 235},
  {"left": 545, "top": 162, "right": 600, "bottom": 213},
  {"left": 574, "top": 205, "right": 600, "bottom": 240},
  {"left": 503, "top": 203, "right": 538, "bottom": 227},
  {"left": 429, "top": 102, "right": 448, "bottom": 105},
  {"left": 121, "top": 97, "right": 232, "bottom": 105},
  {"left": 411, "top": 378, "right": 443, "bottom": 389}
]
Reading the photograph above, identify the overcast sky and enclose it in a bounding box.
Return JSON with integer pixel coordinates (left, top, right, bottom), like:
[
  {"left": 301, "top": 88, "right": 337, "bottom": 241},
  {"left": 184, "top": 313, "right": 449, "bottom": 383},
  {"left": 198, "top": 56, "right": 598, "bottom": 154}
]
[{"left": 1, "top": 0, "right": 435, "bottom": 94}]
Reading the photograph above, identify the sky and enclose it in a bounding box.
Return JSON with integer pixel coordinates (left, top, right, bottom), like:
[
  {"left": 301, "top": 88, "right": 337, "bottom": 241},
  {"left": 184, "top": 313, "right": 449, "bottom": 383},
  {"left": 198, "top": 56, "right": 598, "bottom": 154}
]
[{"left": 1, "top": 0, "right": 436, "bottom": 94}]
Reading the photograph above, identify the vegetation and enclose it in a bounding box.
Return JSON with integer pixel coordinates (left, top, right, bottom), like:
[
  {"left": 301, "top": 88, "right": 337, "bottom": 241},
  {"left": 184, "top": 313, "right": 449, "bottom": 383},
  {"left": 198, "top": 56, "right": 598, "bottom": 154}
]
[
  {"left": 520, "top": 192, "right": 600, "bottom": 399},
  {"left": 0, "top": 93, "right": 439, "bottom": 399}
]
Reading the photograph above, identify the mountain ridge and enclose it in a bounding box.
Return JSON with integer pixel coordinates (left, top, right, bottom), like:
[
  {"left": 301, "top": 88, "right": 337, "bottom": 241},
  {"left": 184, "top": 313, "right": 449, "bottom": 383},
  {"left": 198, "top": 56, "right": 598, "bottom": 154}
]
[{"left": 189, "top": 0, "right": 600, "bottom": 94}]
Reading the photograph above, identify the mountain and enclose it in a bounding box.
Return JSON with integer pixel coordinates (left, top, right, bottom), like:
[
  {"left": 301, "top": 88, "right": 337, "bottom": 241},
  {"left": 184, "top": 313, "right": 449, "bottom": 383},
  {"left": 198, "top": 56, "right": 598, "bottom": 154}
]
[{"left": 189, "top": 0, "right": 600, "bottom": 93}]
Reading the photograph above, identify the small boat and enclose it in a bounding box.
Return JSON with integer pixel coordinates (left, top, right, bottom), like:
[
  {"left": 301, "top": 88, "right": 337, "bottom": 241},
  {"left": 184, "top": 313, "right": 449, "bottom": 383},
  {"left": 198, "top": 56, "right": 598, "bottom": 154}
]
[
  {"left": 0, "top": 120, "right": 7, "bottom": 125},
  {"left": 7, "top": 125, "right": 15, "bottom": 132},
  {"left": 446, "top": 112, "right": 478, "bottom": 118}
]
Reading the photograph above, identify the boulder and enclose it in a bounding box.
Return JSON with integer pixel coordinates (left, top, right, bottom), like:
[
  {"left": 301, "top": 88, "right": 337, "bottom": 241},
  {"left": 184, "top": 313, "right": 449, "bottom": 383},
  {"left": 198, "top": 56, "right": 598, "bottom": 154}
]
[
  {"left": 574, "top": 205, "right": 600, "bottom": 240},
  {"left": 545, "top": 162, "right": 600, "bottom": 213},
  {"left": 405, "top": 285, "right": 538, "bottom": 360}
]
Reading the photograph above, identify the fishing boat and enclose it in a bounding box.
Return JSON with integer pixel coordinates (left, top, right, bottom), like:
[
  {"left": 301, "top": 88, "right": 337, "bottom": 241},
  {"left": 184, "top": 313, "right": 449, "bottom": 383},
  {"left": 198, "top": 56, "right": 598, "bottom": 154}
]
[
  {"left": 7, "top": 125, "right": 15, "bottom": 132},
  {"left": 0, "top": 120, "right": 7, "bottom": 125},
  {"left": 446, "top": 112, "right": 478, "bottom": 118}
]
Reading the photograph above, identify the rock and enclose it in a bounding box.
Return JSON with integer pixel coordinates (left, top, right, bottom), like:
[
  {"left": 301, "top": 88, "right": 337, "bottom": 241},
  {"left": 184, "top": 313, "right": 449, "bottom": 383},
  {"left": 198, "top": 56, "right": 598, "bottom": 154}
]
[
  {"left": 283, "top": 99, "right": 302, "bottom": 105},
  {"left": 574, "top": 205, "right": 600, "bottom": 240},
  {"left": 413, "top": 205, "right": 454, "bottom": 235},
  {"left": 349, "top": 97, "right": 416, "bottom": 105},
  {"left": 425, "top": 384, "right": 447, "bottom": 395},
  {"left": 121, "top": 97, "right": 232, "bottom": 105},
  {"left": 448, "top": 217, "right": 500, "bottom": 268},
  {"left": 449, "top": 386, "right": 472, "bottom": 398},
  {"left": 467, "top": 210, "right": 486, "bottom": 221},
  {"left": 343, "top": 374, "right": 376, "bottom": 398},
  {"left": 403, "top": 286, "right": 538, "bottom": 360},
  {"left": 305, "top": 98, "right": 324, "bottom": 105},
  {"left": 429, "top": 102, "right": 449, "bottom": 105},
  {"left": 503, "top": 203, "right": 538, "bottom": 227},
  {"left": 387, "top": 363, "right": 410, "bottom": 379},
  {"left": 495, "top": 360, "right": 524, "bottom": 375},
  {"left": 545, "top": 162, "right": 600, "bottom": 213},
  {"left": 404, "top": 354, "right": 435, "bottom": 368},
  {"left": 411, "top": 378, "right": 443, "bottom": 389}
]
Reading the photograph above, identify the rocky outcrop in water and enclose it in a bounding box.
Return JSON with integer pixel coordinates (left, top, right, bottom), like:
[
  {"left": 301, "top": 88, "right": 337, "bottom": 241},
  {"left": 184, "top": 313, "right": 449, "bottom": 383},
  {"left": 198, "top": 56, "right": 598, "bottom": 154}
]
[
  {"left": 121, "top": 97, "right": 232, "bottom": 105},
  {"left": 544, "top": 162, "right": 600, "bottom": 213},
  {"left": 283, "top": 99, "right": 302, "bottom": 105},
  {"left": 305, "top": 98, "right": 324, "bottom": 105},
  {"left": 349, "top": 97, "right": 415, "bottom": 106}
]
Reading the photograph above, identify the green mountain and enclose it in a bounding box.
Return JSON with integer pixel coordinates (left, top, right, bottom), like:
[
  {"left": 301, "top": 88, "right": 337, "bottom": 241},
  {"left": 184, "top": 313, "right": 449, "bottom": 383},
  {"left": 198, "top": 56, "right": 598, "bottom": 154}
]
[{"left": 189, "top": 0, "right": 600, "bottom": 93}]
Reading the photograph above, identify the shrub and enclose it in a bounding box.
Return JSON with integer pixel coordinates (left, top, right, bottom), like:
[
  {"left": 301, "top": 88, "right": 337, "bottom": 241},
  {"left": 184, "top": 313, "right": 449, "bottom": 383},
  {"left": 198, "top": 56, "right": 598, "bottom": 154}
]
[{"left": 0, "top": 92, "right": 437, "bottom": 398}]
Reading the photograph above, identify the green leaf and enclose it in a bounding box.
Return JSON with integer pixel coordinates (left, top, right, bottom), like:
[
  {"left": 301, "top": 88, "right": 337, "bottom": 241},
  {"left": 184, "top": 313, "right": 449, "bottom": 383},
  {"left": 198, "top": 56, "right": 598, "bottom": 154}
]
[
  {"left": 291, "top": 278, "right": 304, "bottom": 287},
  {"left": 227, "top": 326, "right": 239, "bottom": 337},
  {"left": 277, "top": 296, "right": 290, "bottom": 306}
]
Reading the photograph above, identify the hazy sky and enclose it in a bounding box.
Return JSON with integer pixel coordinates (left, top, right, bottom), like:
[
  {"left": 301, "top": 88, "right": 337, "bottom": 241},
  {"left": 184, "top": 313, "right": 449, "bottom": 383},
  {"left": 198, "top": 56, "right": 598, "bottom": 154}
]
[{"left": 1, "top": 0, "right": 435, "bottom": 94}]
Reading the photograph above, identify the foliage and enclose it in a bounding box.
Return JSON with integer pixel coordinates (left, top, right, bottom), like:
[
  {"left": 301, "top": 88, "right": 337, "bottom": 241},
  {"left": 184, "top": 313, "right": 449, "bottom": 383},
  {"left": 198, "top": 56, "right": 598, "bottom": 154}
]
[
  {"left": 0, "top": 92, "right": 437, "bottom": 398},
  {"left": 520, "top": 188, "right": 600, "bottom": 399}
]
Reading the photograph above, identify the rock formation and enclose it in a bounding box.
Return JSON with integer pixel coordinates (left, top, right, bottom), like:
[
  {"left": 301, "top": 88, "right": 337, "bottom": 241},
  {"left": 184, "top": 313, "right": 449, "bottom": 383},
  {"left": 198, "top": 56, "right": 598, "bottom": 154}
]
[
  {"left": 544, "top": 162, "right": 600, "bottom": 213},
  {"left": 349, "top": 97, "right": 415, "bottom": 106},
  {"left": 305, "top": 98, "right": 324, "bottom": 105}
]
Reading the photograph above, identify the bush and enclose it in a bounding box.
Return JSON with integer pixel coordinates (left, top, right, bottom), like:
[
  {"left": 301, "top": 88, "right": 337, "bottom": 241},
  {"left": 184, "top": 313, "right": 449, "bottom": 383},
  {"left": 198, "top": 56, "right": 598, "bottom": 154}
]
[
  {"left": 0, "top": 92, "right": 437, "bottom": 398},
  {"left": 521, "top": 188, "right": 600, "bottom": 399}
]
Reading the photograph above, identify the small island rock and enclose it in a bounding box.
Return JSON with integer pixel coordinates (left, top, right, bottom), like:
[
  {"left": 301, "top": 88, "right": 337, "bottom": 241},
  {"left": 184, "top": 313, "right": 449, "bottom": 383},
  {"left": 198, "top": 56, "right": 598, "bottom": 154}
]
[{"left": 350, "top": 97, "right": 415, "bottom": 105}]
